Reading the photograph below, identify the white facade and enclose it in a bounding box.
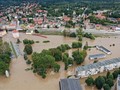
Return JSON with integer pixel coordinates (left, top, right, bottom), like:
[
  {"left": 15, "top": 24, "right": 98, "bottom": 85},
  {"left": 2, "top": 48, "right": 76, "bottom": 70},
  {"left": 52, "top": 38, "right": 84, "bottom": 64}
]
[
  {"left": 0, "top": 30, "right": 6, "bottom": 37},
  {"left": 12, "top": 30, "right": 19, "bottom": 38},
  {"left": 76, "top": 58, "right": 120, "bottom": 78}
]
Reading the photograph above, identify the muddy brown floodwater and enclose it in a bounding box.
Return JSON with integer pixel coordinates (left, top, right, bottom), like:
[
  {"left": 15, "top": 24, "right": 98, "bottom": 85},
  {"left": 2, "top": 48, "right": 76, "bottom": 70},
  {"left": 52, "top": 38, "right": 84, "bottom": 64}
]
[{"left": 1, "top": 33, "right": 120, "bottom": 90}]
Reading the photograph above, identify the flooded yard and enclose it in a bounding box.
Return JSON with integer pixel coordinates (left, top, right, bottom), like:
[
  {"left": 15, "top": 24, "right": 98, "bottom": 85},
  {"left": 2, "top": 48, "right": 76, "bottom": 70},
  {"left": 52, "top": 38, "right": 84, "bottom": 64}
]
[{"left": 1, "top": 33, "right": 120, "bottom": 90}]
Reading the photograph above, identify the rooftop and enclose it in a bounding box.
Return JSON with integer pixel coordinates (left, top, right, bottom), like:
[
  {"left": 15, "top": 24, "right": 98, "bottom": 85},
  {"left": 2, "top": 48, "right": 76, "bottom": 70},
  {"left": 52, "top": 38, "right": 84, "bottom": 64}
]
[
  {"left": 89, "top": 54, "right": 106, "bottom": 60},
  {"left": 76, "top": 57, "right": 120, "bottom": 72},
  {"left": 59, "top": 79, "right": 82, "bottom": 90}
]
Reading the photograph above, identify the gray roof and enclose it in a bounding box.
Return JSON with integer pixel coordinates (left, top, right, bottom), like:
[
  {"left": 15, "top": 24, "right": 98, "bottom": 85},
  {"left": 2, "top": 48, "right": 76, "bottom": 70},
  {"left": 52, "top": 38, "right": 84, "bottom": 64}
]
[
  {"left": 99, "top": 46, "right": 111, "bottom": 52},
  {"left": 89, "top": 54, "right": 106, "bottom": 59},
  {"left": 60, "top": 79, "right": 82, "bottom": 90},
  {"left": 76, "top": 57, "right": 120, "bottom": 72}
]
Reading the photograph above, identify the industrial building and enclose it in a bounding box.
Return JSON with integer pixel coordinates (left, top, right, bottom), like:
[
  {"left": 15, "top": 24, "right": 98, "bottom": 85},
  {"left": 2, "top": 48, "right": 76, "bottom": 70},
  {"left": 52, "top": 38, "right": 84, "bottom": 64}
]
[
  {"left": 117, "top": 75, "right": 120, "bottom": 90},
  {"left": 96, "top": 45, "right": 112, "bottom": 55},
  {"left": 59, "top": 79, "right": 82, "bottom": 90},
  {"left": 89, "top": 54, "right": 106, "bottom": 60},
  {"left": 76, "top": 57, "right": 120, "bottom": 78}
]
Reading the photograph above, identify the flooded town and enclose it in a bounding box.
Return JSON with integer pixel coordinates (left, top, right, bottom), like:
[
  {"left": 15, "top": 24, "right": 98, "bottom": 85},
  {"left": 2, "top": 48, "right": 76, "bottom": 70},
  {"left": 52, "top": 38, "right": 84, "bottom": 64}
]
[{"left": 0, "top": 0, "right": 120, "bottom": 90}]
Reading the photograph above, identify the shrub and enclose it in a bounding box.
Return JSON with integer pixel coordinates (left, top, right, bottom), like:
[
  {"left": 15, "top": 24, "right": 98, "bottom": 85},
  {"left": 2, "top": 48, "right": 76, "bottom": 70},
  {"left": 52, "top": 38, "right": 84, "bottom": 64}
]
[
  {"left": 72, "top": 42, "right": 82, "bottom": 48},
  {"left": 24, "top": 54, "right": 28, "bottom": 60},
  {"left": 23, "top": 39, "right": 34, "bottom": 45},
  {"left": 43, "top": 40, "right": 50, "bottom": 43},
  {"left": 69, "top": 32, "right": 77, "bottom": 37},
  {"left": 24, "top": 44, "right": 33, "bottom": 55},
  {"left": 26, "top": 60, "right": 31, "bottom": 65}
]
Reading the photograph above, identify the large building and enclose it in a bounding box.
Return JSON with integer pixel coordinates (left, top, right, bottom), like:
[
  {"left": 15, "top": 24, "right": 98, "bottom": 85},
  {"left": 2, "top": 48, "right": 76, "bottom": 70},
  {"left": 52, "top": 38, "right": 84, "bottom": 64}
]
[
  {"left": 96, "top": 45, "right": 112, "bottom": 55},
  {"left": 76, "top": 57, "right": 120, "bottom": 78},
  {"left": 59, "top": 79, "right": 82, "bottom": 90},
  {"left": 117, "top": 75, "right": 120, "bottom": 90}
]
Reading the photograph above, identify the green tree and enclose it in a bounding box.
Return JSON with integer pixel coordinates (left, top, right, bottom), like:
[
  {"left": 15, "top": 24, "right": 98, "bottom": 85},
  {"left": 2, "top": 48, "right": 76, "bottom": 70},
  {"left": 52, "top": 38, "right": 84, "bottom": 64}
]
[
  {"left": 95, "top": 76, "right": 105, "bottom": 89},
  {"left": 24, "top": 44, "right": 33, "bottom": 55},
  {"left": 106, "top": 78, "right": 114, "bottom": 87},
  {"left": 68, "top": 57, "right": 73, "bottom": 65},
  {"left": 103, "top": 84, "right": 111, "bottom": 90},
  {"left": 112, "top": 70, "right": 119, "bottom": 79},
  {"left": 76, "top": 28, "right": 83, "bottom": 36},
  {"left": 24, "top": 54, "right": 28, "bottom": 60},
  {"left": 107, "top": 73, "right": 114, "bottom": 80},
  {"left": 85, "top": 77, "right": 94, "bottom": 86},
  {"left": 78, "top": 35, "right": 82, "bottom": 41},
  {"left": 64, "top": 61, "right": 68, "bottom": 70},
  {"left": 0, "top": 61, "right": 8, "bottom": 75},
  {"left": 16, "top": 39, "right": 21, "bottom": 44},
  {"left": 106, "top": 71, "right": 110, "bottom": 78},
  {"left": 50, "top": 49, "right": 62, "bottom": 61},
  {"left": 72, "top": 50, "right": 86, "bottom": 64},
  {"left": 53, "top": 63, "right": 60, "bottom": 72},
  {"left": 72, "top": 42, "right": 82, "bottom": 48},
  {"left": 69, "top": 32, "right": 76, "bottom": 37}
]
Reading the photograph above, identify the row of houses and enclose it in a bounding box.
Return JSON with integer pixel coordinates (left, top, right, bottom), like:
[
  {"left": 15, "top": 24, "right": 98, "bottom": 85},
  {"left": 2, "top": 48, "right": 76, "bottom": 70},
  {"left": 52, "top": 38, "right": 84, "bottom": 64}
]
[
  {"left": 75, "top": 57, "right": 120, "bottom": 78},
  {"left": 117, "top": 75, "right": 120, "bottom": 90}
]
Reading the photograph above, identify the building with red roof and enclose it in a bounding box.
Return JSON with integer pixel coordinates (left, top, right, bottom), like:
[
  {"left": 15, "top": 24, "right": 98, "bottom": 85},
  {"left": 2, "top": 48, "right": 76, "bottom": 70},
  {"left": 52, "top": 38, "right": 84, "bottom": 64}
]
[{"left": 63, "top": 16, "right": 71, "bottom": 22}]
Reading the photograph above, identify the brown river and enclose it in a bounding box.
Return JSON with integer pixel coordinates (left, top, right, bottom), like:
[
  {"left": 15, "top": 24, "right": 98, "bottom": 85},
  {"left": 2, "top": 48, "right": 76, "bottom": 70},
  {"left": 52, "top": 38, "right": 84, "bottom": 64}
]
[{"left": 1, "top": 33, "right": 120, "bottom": 90}]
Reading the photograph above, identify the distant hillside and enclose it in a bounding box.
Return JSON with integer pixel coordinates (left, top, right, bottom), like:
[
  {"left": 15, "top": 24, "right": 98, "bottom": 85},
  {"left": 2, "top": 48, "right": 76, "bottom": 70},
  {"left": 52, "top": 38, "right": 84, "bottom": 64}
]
[{"left": 0, "top": 0, "right": 120, "bottom": 6}]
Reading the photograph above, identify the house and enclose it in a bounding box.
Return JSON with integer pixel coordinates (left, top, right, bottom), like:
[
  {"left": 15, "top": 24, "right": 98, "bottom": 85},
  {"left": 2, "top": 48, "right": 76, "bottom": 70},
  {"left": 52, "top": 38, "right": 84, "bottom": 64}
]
[
  {"left": 89, "top": 54, "right": 106, "bottom": 60},
  {"left": 26, "top": 29, "right": 34, "bottom": 34},
  {"left": 75, "top": 57, "right": 120, "bottom": 78},
  {"left": 12, "top": 30, "right": 19, "bottom": 38},
  {"left": 117, "top": 75, "right": 120, "bottom": 90},
  {"left": 63, "top": 16, "right": 71, "bottom": 22},
  {"left": 59, "top": 79, "right": 82, "bottom": 90},
  {"left": 115, "top": 27, "right": 120, "bottom": 31},
  {"left": 0, "top": 29, "right": 6, "bottom": 37},
  {"left": 95, "top": 13, "right": 106, "bottom": 20},
  {"left": 95, "top": 24, "right": 101, "bottom": 30}
]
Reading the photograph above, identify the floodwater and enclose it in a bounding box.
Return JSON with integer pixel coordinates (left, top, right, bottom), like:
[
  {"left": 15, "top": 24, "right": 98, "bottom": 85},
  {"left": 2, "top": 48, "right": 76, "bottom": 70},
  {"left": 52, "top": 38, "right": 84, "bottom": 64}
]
[{"left": 1, "top": 33, "right": 120, "bottom": 90}]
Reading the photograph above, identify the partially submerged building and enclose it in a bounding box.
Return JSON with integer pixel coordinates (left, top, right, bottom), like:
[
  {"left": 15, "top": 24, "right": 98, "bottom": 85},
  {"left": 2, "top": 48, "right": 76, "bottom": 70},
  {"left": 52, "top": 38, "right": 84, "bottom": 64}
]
[
  {"left": 59, "top": 79, "right": 82, "bottom": 90},
  {"left": 76, "top": 57, "right": 120, "bottom": 78},
  {"left": 96, "top": 45, "right": 112, "bottom": 55},
  {"left": 89, "top": 54, "right": 106, "bottom": 60},
  {"left": 117, "top": 75, "right": 120, "bottom": 90}
]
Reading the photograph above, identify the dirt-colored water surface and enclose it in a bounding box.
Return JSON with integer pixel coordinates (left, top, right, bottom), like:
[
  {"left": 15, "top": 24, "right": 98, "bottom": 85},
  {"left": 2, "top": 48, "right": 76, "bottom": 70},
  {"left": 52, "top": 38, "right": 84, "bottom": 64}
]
[{"left": 1, "top": 33, "right": 120, "bottom": 90}]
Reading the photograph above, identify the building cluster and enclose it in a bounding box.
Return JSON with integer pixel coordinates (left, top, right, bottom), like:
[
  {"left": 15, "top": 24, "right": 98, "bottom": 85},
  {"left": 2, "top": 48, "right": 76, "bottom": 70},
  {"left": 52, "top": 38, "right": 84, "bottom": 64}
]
[
  {"left": 76, "top": 57, "right": 120, "bottom": 78},
  {"left": 0, "top": 3, "right": 82, "bottom": 31}
]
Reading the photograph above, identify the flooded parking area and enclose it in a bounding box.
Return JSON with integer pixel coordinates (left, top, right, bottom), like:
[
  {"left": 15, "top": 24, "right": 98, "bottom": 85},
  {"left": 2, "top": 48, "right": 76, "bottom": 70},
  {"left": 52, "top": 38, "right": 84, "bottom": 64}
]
[{"left": 1, "top": 33, "right": 120, "bottom": 90}]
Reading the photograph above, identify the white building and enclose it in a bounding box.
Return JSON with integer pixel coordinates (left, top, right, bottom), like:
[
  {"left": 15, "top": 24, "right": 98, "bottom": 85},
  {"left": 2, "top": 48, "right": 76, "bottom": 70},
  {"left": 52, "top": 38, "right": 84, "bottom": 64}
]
[
  {"left": 0, "top": 29, "right": 6, "bottom": 37},
  {"left": 76, "top": 57, "right": 120, "bottom": 78},
  {"left": 12, "top": 30, "right": 19, "bottom": 38},
  {"left": 117, "top": 75, "right": 120, "bottom": 90}
]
